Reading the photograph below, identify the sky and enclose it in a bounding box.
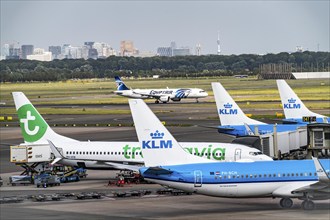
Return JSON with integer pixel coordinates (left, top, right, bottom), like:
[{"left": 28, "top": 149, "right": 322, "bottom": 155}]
[{"left": 1, "top": 0, "right": 329, "bottom": 55}]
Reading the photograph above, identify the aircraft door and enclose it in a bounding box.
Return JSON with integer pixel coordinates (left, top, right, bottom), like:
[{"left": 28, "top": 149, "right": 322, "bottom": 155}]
[
  {"left": 234, "top": 148, "right": 242, "bottom": 161},
  {"left": 194, "top": 170, "right": 202, "bottom": 187}
]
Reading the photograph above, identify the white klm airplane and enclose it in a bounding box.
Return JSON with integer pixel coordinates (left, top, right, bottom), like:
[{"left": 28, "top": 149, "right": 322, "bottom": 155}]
[
  {"left": 276, "top": 80, "right": 330, "bottom": 124},
  {"left": 12, "top": 92, "right": 271, "bottom": 170},
  {"left": 129, "top": 99, "right": 330, "bottom": 210},
  {"left": 113, "top": 76, "right": 208, "bottom": 103}
]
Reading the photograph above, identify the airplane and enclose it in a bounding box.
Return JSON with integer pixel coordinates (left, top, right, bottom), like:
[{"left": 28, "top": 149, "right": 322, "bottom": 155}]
[
  {"left": 113, "top": 76, "right": 208, "bottom": 103},
  {"left": 12, "top": 92, "right": 272, "bottom": 170},
  {"left": 128, "top": 98, "right": 330, "bottom": 210},
  {"left": 276, "top": 80, "right": 330, "bottom": 124},
  {"left": 211, "top": 82, "right": 306, "bottom": 136}
]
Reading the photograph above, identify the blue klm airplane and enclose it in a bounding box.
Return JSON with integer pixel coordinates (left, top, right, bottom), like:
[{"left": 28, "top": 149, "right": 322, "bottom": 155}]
[
  {"left": 211, "top": 82, "right": 306, "bottom": 136},
  {"left": 129, "top": 99, "right": 330, "bottom": 210},
  {"left": 276, "top": 80, "right": 330, "bottom": 124}
]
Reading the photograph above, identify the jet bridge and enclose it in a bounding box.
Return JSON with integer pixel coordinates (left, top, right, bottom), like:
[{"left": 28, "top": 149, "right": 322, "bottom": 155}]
[{"left": 306, "top": 123, "right": 330, "bottom": 158}]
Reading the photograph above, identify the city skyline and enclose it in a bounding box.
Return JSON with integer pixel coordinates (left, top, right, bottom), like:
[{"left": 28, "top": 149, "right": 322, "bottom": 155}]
[{"left": 1, "top": 1, "right": 329, "bottom": 55}]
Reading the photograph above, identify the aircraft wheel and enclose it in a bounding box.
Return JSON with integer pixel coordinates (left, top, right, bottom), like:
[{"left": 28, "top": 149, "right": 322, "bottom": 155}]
[
  {"left": 302, "top": 200, "right": 315, "bottom": 210},
  {"left": 280, "top": 198, "right": 293, "bottom": 208},
  {"left": 155, "top": 100, "right": 159, "bottom": 104}
]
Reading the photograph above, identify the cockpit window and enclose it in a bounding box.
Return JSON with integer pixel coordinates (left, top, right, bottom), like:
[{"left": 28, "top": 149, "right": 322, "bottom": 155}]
[
  {"left": 199, "top": 90, "right": 205, "bottom": 93},
  {"left": 249, "top": 152, "right": 262, "bottom": 156}
]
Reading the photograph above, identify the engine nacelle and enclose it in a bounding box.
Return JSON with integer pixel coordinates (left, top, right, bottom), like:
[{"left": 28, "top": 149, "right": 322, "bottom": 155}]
[
  {"left": 159, "top": 96, "right": 170, "bottom": 103},
  {"left": 171, "top": 97, "right": 181, "bottom": 102}
]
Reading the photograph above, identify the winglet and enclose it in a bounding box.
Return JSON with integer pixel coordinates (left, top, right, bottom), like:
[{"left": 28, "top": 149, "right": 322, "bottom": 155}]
[
  {"left": 129, "top": 99, "right": 213, "bottom": 167},
  {"left": 211, "top": 82, "right": 265, "bottom": 126},
  {"left": 47, "top": 140, "right": 65, "bottom": 165},
  {"left": 312, "top": 157, "right": 330, "bottom": 183},
  {"left": 244, "top": 123, "right": 255, "bottom": 135}
]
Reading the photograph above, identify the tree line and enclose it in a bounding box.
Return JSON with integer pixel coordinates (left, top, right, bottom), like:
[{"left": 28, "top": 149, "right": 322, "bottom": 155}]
[{"left": 0, "top": 51, "right": 329, "bottom": 82}]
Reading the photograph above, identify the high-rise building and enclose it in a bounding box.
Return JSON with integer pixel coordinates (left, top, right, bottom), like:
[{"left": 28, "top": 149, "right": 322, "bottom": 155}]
[
  {"left": 217, "top": 31, "right": 221, "bottom": 55},
  {"left": 21, "top": 45, "right": 34, "bottom": 59},
  {"left": 120, "top": 41, "right": 137, "bottom": 56},
  {"left": 84, "top": 42, "right": 94, "bottom": 49},
  {"left": 7, "top": 44, "right": 20, "bottom": 60},
  {"left": 173, "top": 47, "right": 190, "bottom": 56},
  {"left": 195, "top": 43, "right": 202, "bottom": 56},
  {"left": 157, "top": 47, "right": 172, "bottom": 57},
  {"left": 88, "top": 48, "right": 98, "bottom": 59},
  {"left": 49, "top": 46, "right": 61, "bottom": 60}
]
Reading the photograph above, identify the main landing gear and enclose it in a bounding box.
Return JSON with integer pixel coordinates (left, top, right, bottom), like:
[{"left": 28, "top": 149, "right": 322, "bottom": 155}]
[
  {"left": 301, "top": 200, "right": 315, "bottom": 210},
  {"left": 279, "top": 198, "right": 293, "bottom": 208},
  {"left": 279, "top": 197, "right": 315, "bottom": 210}
]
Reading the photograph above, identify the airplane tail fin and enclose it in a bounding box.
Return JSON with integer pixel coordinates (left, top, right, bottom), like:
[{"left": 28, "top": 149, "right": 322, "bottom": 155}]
[
  {"left": 276, "top": 80, "right": 325, "bottom": 120},
  {"left": 211, "top": 82, "right": 265, "bottom": 126},
  {"left": 12, "top": 92, "right": 76, "bottom": 144},
  {"left": 114, "top": 76, "right": 130, "bottom": 91},
  {"left": 129, "top": 99, "right": 213, "bottom": 167}
]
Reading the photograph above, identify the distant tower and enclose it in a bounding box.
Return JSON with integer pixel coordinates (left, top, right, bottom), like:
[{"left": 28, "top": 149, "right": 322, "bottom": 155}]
[
  {"left": 217, "top": 31, "right": 221, "bottom": 55},
  {"left": 195, "top": 43, "right": 202, "bottom": 56}
]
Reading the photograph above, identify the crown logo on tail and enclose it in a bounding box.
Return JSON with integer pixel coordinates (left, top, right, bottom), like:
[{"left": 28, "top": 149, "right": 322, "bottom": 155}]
[
  {"left": 150, "top": 130, "right": 165, "bottom": 139},
  {"left": 223, "top": 103, "right": 232, "bottom": 108},
  {"left": 288, "top": 98, "right": 296, "bottom": 103}
]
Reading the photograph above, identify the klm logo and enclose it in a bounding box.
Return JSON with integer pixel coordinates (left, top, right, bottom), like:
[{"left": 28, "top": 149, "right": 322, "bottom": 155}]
[
  {"left": 219, "top": 103, "right": 237, "bottom": 115},
  {"left": 284, "top": 98, "right": 301, "bottom": 109},
  {"left": 142, "top": 130, "right": 172, "bottom": 149}
]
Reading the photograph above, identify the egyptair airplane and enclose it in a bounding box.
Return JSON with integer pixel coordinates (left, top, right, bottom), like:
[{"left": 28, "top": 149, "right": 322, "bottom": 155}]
[
  {"left": 113, "top": 76, "right": 208, "bottom": 103},
  {"left": 276, "top": 80, "right": 330, "bottom": 124},
  {"left": 12, "top": 92, "right": 271, "bottom": 171},
  {"left": 129, "top": 98, "right": 330, "bottom": 210},
  {"left": 211, "top": 82, "right": 306, "bottom": 136}
]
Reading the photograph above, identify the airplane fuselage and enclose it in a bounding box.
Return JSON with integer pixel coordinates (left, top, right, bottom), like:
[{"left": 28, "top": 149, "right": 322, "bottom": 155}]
[
  {"left": 49, "top": 141, "right": 272, "bottom": 169},
  {"left": 140, "top": 159, "right": 330, "bottom": 198},
  {"left": 114, "top": 88, "right": 208, "bottom": 102},
  {"left": 218, "top": 124, "right": 306, "bottom": 136}
]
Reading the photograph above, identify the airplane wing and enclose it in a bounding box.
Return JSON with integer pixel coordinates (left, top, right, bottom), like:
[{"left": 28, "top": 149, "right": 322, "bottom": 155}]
[
  {"left": 104, "top": 162, "right": 141, "bottom": 172},
  {"left": 198, "top": 125, "right": 235, "bottom": 131},
  {"left": 132, "top": 90, "right": 163, "bottom": 99}
]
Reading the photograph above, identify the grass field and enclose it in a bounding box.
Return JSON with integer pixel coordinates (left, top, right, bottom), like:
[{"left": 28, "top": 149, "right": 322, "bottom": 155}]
[{"left": 0, "top": 77, "right": 329, "bottom": 115}]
